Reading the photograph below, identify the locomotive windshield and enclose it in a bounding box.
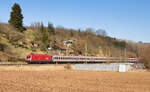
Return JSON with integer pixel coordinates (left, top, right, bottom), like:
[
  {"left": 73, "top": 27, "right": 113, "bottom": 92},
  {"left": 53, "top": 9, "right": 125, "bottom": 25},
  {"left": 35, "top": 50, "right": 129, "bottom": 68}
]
[{"left": 27, "top": 56, "right": 31, "bottom": 59}]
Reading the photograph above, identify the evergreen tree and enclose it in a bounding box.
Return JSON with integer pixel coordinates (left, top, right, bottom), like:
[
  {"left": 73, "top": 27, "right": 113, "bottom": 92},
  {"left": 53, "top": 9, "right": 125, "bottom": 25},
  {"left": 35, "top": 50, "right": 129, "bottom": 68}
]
[
  {"left": 78, "top": 29, "right": 81, "bottom": 33},
  {"left": 40, "top": 22, "right": 44, "bottom": 33},
  {"left": 40, "top": 22, "right": 49, "bottom": 46},
  {"left": 47, "top": 22, "right": 55, "bottom": 34},
  {"left": 42, "top": 29, "right": 49, "bottom": 45},
  {"left": 70, "top": 30, "right": 74, "bottom": 37},
  {"left": 9, "top": 3, "right": 25, "bottom": 32}
]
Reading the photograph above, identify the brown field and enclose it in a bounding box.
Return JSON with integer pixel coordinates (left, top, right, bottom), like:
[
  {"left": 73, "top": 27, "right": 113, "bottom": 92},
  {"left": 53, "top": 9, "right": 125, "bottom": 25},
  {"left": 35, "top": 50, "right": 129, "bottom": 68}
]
[{"left": 0, "top": 69, "right": 150, "bottom": 92}]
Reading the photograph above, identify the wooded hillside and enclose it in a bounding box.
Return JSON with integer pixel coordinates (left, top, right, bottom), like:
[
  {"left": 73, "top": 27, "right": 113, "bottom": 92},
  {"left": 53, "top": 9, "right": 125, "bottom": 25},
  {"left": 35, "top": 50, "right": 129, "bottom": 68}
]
[{"left": 0, "top": 22, "right": 144, "bottom": 62}]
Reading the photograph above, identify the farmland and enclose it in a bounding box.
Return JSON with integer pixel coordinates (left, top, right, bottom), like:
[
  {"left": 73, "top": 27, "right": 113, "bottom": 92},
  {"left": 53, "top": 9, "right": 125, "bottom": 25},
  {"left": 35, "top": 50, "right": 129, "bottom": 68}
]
[{"left": 0, "top": 69, "right": 150, "bottom": 92}]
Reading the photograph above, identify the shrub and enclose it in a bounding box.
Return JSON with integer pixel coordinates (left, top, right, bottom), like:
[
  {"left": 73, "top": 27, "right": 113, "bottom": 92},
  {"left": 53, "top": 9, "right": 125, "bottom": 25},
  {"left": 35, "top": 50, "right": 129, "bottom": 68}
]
[
  {"left": 64, "top": 64, "right": 72, "bottom": 70},
  {"left": 140, "top": 46, "right": 150, "bottom": 69}
]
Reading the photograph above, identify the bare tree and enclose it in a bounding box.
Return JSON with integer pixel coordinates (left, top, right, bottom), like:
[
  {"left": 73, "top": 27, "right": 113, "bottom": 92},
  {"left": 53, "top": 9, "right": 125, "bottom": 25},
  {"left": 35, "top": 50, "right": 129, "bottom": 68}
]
[{"left": 95, "top": 29, "right": 107, "bottom": 36}]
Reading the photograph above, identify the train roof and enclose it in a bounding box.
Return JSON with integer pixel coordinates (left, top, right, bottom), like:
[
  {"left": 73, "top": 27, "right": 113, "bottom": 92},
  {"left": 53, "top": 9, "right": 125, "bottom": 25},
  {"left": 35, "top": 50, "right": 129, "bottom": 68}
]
[{"left": 53, "top": 55, "right": 106, "bottom": 58}]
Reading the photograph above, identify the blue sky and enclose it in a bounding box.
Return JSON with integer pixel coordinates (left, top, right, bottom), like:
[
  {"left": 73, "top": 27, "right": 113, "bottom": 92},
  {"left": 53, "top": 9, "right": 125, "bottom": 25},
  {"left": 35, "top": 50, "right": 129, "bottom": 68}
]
[{"left": 0, "top": 0, "right": 150, "bottom": 42}]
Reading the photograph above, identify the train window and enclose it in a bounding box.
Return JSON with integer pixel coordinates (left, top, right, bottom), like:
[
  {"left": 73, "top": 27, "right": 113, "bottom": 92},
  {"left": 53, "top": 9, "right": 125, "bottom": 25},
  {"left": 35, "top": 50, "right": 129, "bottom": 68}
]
[{"left": 101, "top": 58, "right": 104, "bottom": 60}]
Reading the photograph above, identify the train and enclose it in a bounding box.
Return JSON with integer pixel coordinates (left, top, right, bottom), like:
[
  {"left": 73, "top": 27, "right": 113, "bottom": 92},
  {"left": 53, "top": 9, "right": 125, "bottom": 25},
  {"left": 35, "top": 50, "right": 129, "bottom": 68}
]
[{"left": 26, "top": 54, "right": 138, "bottom": 64}]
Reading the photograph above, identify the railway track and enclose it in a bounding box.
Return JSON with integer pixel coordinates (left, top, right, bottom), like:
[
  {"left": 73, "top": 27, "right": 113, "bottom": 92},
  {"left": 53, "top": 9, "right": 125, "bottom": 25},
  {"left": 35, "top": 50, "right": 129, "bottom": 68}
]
[
  {"left": 0, "top": 64, "right": 64, "bottom": 66},
  {"left": 0, "top": 63, "right": 74, "bottom": 67}
]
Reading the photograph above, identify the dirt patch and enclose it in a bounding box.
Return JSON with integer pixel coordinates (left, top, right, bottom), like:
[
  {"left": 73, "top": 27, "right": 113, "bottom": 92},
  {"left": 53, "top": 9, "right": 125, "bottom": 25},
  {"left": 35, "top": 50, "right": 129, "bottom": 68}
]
[{"left": 0, "top": 70, "right": 150, "bottom": 92}]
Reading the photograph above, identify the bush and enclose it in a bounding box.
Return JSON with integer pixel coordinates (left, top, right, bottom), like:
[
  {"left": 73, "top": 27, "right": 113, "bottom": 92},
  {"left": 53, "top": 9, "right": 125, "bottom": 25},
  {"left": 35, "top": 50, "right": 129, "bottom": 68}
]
[
  {"left": 64, "top": 64, "right": 72, "bottom": 70},
  {"left": 0, "top": 44, "right": 7, "bottom": 52},
  {"left": 140, "top": 46, "right": 150, "bottom": 69}
]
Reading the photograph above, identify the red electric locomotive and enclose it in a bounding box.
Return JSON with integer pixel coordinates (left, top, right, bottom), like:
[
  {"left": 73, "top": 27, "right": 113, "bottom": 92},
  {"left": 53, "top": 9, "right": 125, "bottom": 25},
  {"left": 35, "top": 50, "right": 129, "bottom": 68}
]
[{"left": 26, "top": 54, "right": 52, "bottom": 64}]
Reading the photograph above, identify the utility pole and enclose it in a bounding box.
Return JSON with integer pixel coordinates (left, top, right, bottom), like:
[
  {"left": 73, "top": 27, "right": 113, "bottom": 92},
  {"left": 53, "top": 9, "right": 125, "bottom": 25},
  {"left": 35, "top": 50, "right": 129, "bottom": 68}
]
[
  {"left": 124, "top": 48, "right": 127, "bottom": 62},
  {"left": 85, "top": 43, "right": 88, "bottom": 56},
  {"left": 85, "top": 43, "right": 88, "bottom": 64},
  {"left": 85, "top": 33, "right": 88, "bottom": 64},
  {"left": 124, "top": 42, "right": 127, "bottom": 63}
]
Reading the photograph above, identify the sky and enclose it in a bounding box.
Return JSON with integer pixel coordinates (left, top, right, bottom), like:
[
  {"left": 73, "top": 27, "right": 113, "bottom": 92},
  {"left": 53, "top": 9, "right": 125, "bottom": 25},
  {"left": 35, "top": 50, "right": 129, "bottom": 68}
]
[{"left": 0, "top": 0, "right": 150, "bottom": 43}]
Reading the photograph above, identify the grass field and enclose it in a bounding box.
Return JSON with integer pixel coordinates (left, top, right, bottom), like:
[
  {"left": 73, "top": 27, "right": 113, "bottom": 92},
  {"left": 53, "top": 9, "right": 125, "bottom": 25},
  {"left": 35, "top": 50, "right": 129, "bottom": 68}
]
[{"left": 0, "top": 69, "right": 150, "bottom": 92}]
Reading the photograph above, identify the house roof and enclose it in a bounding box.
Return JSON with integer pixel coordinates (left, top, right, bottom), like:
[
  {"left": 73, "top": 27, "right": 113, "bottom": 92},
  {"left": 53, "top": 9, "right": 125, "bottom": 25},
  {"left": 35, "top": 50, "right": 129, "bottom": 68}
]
[
  {"left": 68, "top": 49, "right": 74, "bottom": 53},
  {"left": 52, "top": 45, "right": 66, "bottom": 50}
]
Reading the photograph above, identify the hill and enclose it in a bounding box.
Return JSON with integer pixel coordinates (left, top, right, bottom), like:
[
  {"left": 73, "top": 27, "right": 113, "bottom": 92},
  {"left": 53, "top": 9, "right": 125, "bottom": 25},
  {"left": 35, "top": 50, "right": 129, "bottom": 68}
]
[{"left": 0, "top": 23, "right": 139, "bottom": 62}]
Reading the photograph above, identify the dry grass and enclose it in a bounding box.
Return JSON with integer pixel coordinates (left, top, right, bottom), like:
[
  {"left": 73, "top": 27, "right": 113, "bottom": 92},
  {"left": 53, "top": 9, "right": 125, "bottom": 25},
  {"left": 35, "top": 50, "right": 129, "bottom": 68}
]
[
  {"left": 0, "top": 69, "right": 150, "bottom": 92},
  {"left": 1, "top": 61, "right": 27, "bottom": 64},
  {"left": 0, "top": 65, "right": 65, "bottom": 71}
]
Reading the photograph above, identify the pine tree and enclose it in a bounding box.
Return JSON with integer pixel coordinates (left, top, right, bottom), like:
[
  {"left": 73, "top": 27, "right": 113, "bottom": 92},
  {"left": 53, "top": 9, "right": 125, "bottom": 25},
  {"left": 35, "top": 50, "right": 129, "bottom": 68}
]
[
  {"left": 42, "top": 30, "right": 49, "bottom": 45},
  {"left": 40, "top": 22, "right": 44, "bottom": 33},
  {"left": 70, "top": 30, "right": 74, "bottom": 37},
  {"left": 9, "top": 3, "right": 25, "bottom": 32},
  {"left": 47, "top": 22, "right": 55, "bottom": 35},
  {"left": 40, "top": 22, "right": 49, "bottom": 46}
]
